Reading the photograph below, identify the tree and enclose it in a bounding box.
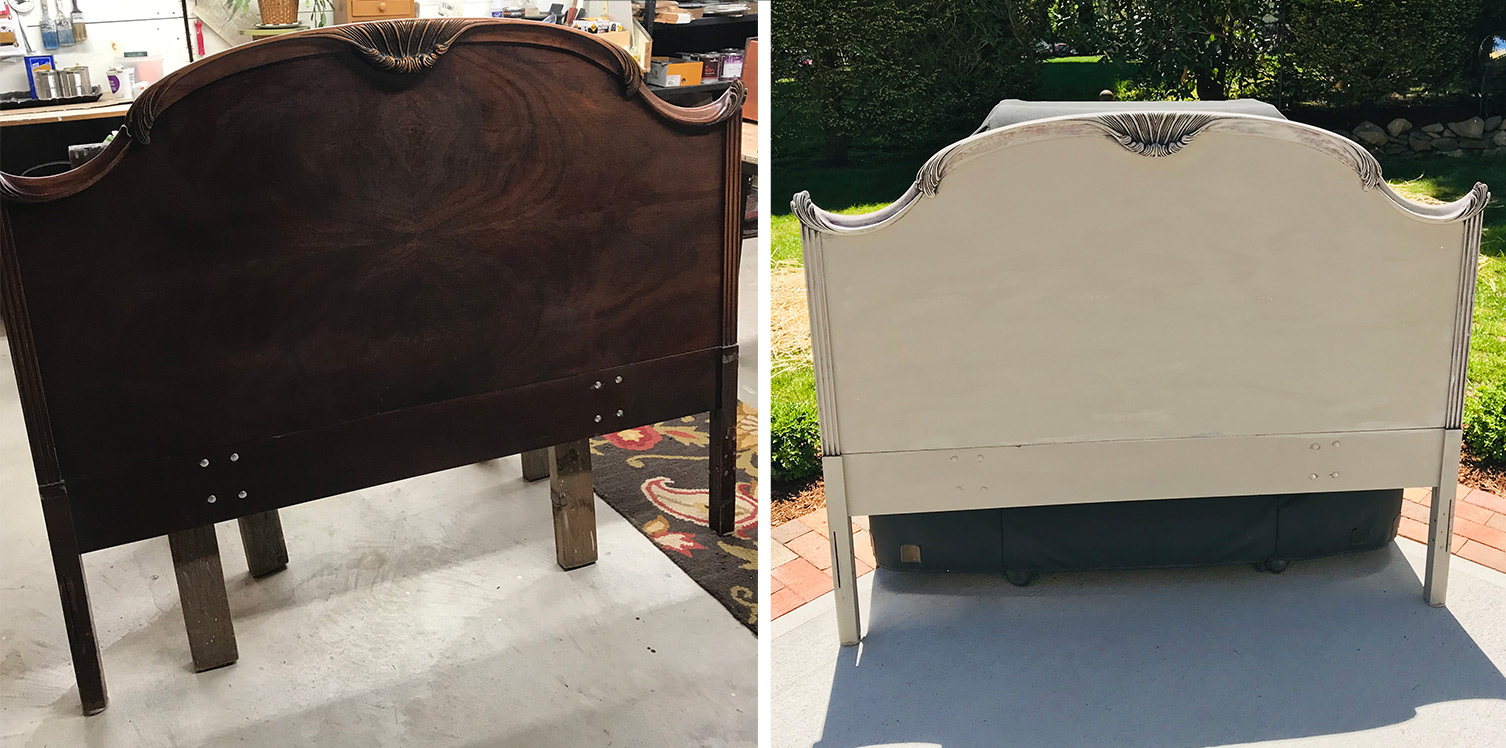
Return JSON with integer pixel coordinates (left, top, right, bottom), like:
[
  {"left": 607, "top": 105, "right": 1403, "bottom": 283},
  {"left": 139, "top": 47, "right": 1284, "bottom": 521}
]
[{"left": 1099, "top": 0, "right": 1274, "bottom": 100}]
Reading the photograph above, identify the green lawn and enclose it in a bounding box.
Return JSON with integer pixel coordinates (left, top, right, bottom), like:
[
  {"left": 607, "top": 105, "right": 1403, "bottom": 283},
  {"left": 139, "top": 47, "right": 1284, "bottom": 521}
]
[
  {"left": 771, "top": 153, "right": 1506, "bottom": 479},
  {"left": 1040, "top": 55, "right": 1138, "bottom": 101}
]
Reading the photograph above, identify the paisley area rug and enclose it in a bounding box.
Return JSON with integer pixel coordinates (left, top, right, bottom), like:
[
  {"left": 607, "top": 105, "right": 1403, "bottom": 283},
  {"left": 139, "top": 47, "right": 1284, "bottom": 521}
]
[{"left": 591, "top": 403, "right": 758, "bottom": 632}]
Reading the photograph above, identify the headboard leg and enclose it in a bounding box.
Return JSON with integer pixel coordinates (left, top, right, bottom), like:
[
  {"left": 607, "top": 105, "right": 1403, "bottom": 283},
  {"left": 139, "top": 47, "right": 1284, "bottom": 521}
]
[
  {"left": 824, "top": 456, "right": 862, "bottom": 646},
  {"left": 1424, "top": 429, "right": 1464, "bottom": 607},
  {"left": 549, "top": 440, "right": 597, "bottom": 570},
  {"left": 708, "top": 348, "right": 739, "bottom": 536},
  {"left": 520, "top": 449, "right": 550, "bottom": 482},
  {"left": 168, "top": 525, "right": 239, "bottom": 672},
  {"left": 237, "top": 510, "right": 288, "bottom": 578},
  {"left": 40, "top": 486, "right": 108, "bottom": 714}
]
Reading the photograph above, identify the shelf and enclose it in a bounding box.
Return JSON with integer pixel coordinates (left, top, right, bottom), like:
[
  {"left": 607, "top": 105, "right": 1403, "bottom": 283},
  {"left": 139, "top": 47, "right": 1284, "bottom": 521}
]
[
  {"left": 650, "top": 15, "right": 756, "bottom": 28},
  {"left": 648, "top": 80, "right": 734, "bottom": 95}
]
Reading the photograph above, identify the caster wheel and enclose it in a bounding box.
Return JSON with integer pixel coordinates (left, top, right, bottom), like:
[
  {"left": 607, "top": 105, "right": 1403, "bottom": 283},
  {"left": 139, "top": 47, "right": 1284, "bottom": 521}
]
[
  {"left": 1004, "top": 569, "right": 1038, "bottom": 587},
  {"left": 1264, "top": 558, "right": 1290, "bottom": 574}
]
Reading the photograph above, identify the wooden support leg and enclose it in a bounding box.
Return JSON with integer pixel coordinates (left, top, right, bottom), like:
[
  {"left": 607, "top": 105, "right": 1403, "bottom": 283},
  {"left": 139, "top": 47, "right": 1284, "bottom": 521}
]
[
  {"left": 1425, "top": 429, "right": 1464, "bottom": 607},
  {"left": 708, "top": 347, "right": 739, "bottom": 536},
  {"left": 549, "top": 440, "right": 597, "bottom": 570},
  {"left": 40, "top": 486, "right": 108, "bottom": 715},
  {"left": 237, "top": 510, "right": 288, "bottom": 579},
  {"left": 521, "top": 448, "right": 550, "bottom": 482},
  {"left": 823, "top": 456, "right": 862, "bottom": 646},
  {"left": 168, "top": 525, "right": 238, "bottom": 672}
]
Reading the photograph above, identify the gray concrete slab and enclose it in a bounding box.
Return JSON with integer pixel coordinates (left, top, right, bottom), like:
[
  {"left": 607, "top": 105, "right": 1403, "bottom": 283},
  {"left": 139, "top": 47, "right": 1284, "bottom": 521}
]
[
  {"left": 0, "top": 239, "right": 760, "bottom": 746},
  {"left": 773, "top": 541, "right": 1506, "bottom": 747}
]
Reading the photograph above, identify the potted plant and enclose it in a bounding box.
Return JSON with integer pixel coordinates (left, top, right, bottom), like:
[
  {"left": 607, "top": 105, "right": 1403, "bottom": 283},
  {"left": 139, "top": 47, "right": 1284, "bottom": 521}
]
[{"left": 224, "top": 0, "right": 335, "bottom": 28}]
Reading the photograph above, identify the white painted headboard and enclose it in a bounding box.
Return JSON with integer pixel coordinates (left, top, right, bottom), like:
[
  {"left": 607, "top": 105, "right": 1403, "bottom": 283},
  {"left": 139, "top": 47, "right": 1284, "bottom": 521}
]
[{"left": 794, "top": 112, "right": 1489, "bottom": 645}]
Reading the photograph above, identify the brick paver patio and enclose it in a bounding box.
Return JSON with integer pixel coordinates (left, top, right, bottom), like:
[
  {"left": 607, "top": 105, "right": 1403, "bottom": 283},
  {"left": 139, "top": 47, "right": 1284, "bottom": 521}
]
[{"left": 771, "top": 484, "right": 1506, "bottom": 621}]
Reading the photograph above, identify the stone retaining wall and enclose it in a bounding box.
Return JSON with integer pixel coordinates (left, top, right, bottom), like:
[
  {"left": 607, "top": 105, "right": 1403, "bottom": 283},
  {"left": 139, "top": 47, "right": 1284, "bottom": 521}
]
[{"left": 1350, "top": 116, "right": 1506, "bottom": 158}]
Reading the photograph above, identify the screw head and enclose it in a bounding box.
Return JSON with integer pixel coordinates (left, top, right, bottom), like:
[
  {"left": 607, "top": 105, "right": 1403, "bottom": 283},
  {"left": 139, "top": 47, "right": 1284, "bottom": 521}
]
[
  {"left": 230, "top": 453, "right": 239, "bottom": 461},
  {"left": 238, "top": 490, "right": 248, "bottom": 499},
  {"left": 1330, "top": 472, "right": 1340, "bottom": 479},
  {"left": 1332, "top": 441, "right": 1341, "bottom": 448},
  {"left": 594, "top": 415, "right": 602, "bottom": 423},
  {"left": 615, "top": 376, "right": 623, "bottom": 383},
  {"left": 1310, "top": 443, "right": 1320, "bottom": 450},
  {"left": 615, "top": 409, "right": 623, "bottom": 417},
  {"left": 199, "top": 459, "right": 210, "bottom": 467},
  {"left": 207, "top": 495, "right": 217, "bottom": 503},
  {"left": 1309, "top": 474, "right": 1319, "bottom": 480},
  {"left": 949, "top": 455, "right": 958, "bottom": 462},
  {"left": 593, "top": 381, "right": 602, "bottom": 389}
]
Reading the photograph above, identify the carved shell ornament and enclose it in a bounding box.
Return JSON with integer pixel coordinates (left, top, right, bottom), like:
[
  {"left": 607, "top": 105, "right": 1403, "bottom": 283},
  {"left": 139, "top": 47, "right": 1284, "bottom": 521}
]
[
  {"left": 1087, "top": 112, "right": 1218, "bottom": 157},
  {"left": 329, "top": 19, "right": 473, "bottom": 73}
]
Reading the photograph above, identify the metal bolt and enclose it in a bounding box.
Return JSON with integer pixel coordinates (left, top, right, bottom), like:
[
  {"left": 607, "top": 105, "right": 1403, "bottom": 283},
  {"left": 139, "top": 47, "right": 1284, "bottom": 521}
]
[
  {"left": 230, "top": 453, "right": 239, "bottom": 462},
  {"left": 1332, "top": 441, "right": 1341, "bottom": 448},
  {"left": 592, "top": 381, "right": 602, "bottom": 390},
  {"left": 207, "top": 495, "right": 217, "bottom": 503},
  {"left": 594, "top": 415, "right": 602, "bottom": 423},
  {"left": 1331, "top": 472, "right": 1340, "bottom": 479},
  {"left": 199, "top": 459, "right": 209, "bottom": 467},
  {"left": 950, "top": 455, "right": 959, "bottom": 462},
  {"left": 1310, "top": 443, "right": 1320, "bottom": 450},
  {"left": 238, "top": 490, "right": 248, "bottom": 499},
  {"left": 1309, "top": 474, "right": 1319, "bottom": 480},
  {"left": 615, "top": 409, "right": 623, "bottom": 417},
  {"left": 615, "top": 376, "right": 623, "bottom": 383}
]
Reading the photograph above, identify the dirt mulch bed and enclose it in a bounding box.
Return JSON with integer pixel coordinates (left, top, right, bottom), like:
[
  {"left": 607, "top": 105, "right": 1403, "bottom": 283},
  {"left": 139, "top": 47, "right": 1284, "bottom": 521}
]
[
  {"left": 1462, "top": 448, "right": 1506, "bottom": 497},
  {"left": 772, "top": 479, "right": 824, "bottom": 526}
]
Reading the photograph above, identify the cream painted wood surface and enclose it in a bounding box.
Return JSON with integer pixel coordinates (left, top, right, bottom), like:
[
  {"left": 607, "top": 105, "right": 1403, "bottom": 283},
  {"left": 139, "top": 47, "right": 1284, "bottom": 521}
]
[
  {"left": 796, "top": 112, "right": 1489, "bottom": 644},
  {"left": 842, "top": 429, "right": 1443, "bottom": 517},
  {"left": 818, "top": 131, "right": 1464, "bottom": 455}
]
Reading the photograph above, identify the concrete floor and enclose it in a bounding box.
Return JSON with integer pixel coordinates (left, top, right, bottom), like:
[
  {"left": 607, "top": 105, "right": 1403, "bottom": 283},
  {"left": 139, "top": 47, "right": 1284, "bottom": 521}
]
[
  {"left": 773, "top": 540, "right": 1506, "bottom": 747},
  {"left": 0, "top": 241, "right": 759, "bottom": 746}
]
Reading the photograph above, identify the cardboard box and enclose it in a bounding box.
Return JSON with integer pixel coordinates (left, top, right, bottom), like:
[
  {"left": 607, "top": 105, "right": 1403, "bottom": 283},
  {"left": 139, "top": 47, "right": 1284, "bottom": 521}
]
[
  {"left": 596, "top": 30, "right": 631, "bottom": 50},
  {"left": 647, "top": 57, "right": 703, "bottom": 87},
  {"left": 742, "top": 38, "right": 758, "bottom": 122}
]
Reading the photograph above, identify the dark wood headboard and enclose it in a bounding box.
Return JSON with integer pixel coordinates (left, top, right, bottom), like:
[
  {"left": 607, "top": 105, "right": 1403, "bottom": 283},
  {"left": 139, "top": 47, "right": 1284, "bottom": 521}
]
[
  {"left": 0, "top": 19, "right": 744, "bottom": 714},
  {"left": 1, "top": 18, "right": 744, "bottom": 551}
]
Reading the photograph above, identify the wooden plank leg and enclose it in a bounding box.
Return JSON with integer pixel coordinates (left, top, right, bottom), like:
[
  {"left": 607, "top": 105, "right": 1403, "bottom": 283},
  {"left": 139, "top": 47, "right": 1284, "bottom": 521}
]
[
  {"left": 549, "top": 439, "right": 597, "bottom": 570},
  {"left": 237, "top": 510, "right": 288, "bottom": 579},
  {"left": 824, "top": 456, "right": 862, "bottom": 645},
  {"left": 521, "top": 448, "right": 550, "bottom": 482},
  {"left": 168, "top": 525, "right": 238, "bottom": 672},
  {"left": 1424, "top": 429, "right": 1463, "bottom": 607},
  {"left": 40, "top": 486, "right": 108, "bottom": 715},
  {"left": 708, "top": 347, "right": 738, "bottom": 536}
]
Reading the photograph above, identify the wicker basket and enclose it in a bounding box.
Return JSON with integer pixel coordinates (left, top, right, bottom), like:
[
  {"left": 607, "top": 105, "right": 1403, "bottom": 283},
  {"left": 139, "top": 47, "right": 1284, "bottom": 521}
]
[{"left": 258, "top": 0, "right": 299, "bottom": 26}]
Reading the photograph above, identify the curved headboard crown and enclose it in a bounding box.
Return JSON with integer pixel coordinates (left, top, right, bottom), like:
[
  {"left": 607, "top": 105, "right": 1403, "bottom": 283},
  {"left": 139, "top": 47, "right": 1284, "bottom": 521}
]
[
  {"left": 0, "top": 19, "right": 746, "bottom": 494},
  {"left": 796, "top": 112, "right": 1488, "bottom": 458}
]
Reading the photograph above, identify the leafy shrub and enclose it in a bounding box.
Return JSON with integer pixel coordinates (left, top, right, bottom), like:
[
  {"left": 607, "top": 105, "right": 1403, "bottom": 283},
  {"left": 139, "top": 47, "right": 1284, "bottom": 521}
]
[
  {"left": 771, "top": 399, "right": 822, "bottom": 483},
  {"left": 772, "top": 0, "right": 1040, "bottom": 163},
  {"left": 1284, "top": 0, "right": 1483, "bottom": 108},
  {"left": 1464, "top": 381, "right": 1506, "bottom": 466}
]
